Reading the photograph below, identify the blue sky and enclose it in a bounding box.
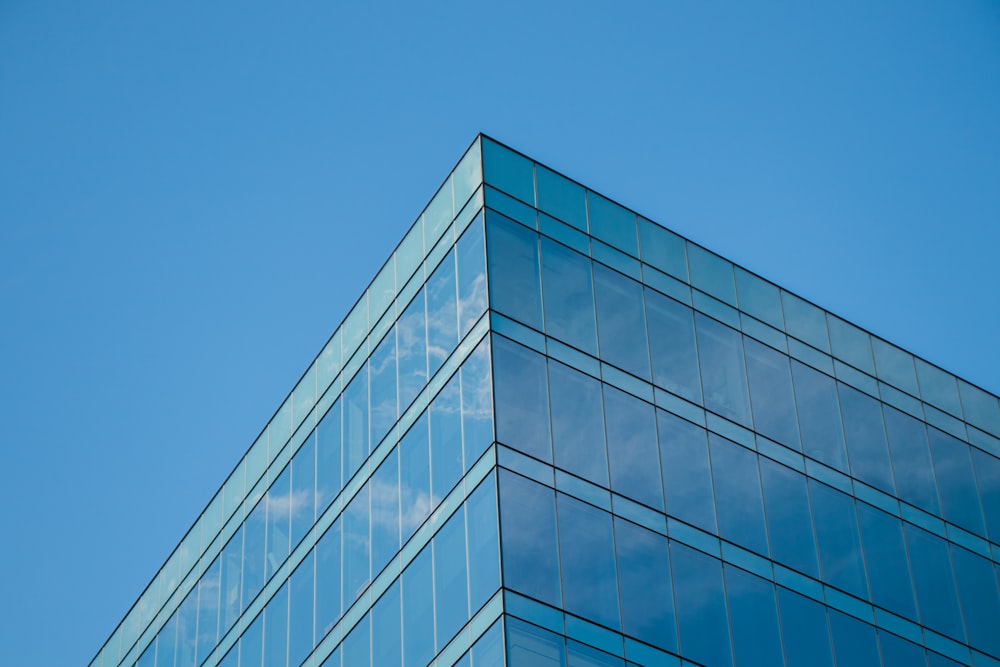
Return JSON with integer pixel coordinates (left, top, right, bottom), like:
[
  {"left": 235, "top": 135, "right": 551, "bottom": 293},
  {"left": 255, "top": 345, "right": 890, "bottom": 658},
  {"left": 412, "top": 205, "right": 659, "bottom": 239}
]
[{"left": 1, "top": 2, "right": 998, "bottom": 665}]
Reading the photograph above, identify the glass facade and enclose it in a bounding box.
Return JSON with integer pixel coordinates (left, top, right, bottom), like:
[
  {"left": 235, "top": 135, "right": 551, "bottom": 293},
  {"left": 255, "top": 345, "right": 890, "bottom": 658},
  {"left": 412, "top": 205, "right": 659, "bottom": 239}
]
[{"left": 94, "top": 136, "right": 1000, "bottom": 667}]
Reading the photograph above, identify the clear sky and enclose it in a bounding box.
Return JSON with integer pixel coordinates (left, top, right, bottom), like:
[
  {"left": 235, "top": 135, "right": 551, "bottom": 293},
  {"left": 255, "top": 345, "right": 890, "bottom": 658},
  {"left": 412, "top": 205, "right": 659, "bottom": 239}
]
[{"left": 1, "top": 2, "right": 998, "bottom": 665}]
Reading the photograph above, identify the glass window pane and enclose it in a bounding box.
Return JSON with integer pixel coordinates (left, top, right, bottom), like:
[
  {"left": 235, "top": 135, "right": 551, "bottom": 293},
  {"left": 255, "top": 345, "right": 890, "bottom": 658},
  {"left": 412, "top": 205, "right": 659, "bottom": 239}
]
[
  {"left": 734, "top": 268, "right": 783, "bottom": 330},
  {"left": 540, "top": 237, "right": 598, "bottom": 355},
  {"left": 904, "top": 525, "right": 965, "bottom": 642},
  {"left": 568, "top": 641, "right": 624, "bottom": 667},
  {"left": 343, "top": 483, "right": 370, "bottom": 609},
  {"left": 291, "top": 434, "right": 316, "bottom": 549},
  {"left": 959, "top": 380, "right": 1000, "bottom": 435},
  {"left": 828, "top": 316, "right": 874, "bottom": 374},
  {"left": 317, "top": 398, "right": 343, "bottom": 512},
  {"left": 744, "top": 337, "right": 800, "bottom": 450},
  {"left": 915, "top": 359, "right": 962, "bottom": 417},
  {"left": 344, "top": 365, "right": 370, "bottom": 481},
  {"left": 658, "top": 410, "right": 717, "bottom": 534},
  {"left": 242, "top": 499, "right": 267, "bottom": 612},
  {"left": 557, "top": 493, "right": 621, "bottom": 630},
  {"left": 457, "top": 215, "right": 488, "bottom": 338},
  {"left": 872, "top": 339, "right": 919, "bottom": 396},
  {"left": 809, "top": 480, "right": 869, "bottom": 600},
  {"left": 398, "top": 288, "right": 428, "bottom": 413},
  {"left": 471, "top": 618, "right": 505, "bottom": 667},
  {"left": 370, "top": 328, "right": 398, "bottom": 449},
  {"left": 342, "top": 612, "right": 369, "bottom": 667},
  {"left": 792, "top": 361, "right": 848, "bottom": 472},
  {"left": 506, "top": 617, "right": 565, "bottom": 667},
  {"left": 839, "top": 384, "right": 895, "bottom": 493},
  {"left": 781, "top": 291, "right": 830, "bottom": 353},
  {"left": 240, "top": 611, "right": 263, "bottom": 667},
  {"left": 759, "top": 458, "right": 819, "bottom": 578},
  {"left": 638, "top": 217, "right": 687, "bottom": 281},
  {"left": 482, "top": 138, "right": 534, "bottom": 204},
  {"left": 402, "top": 544, "right": 435, "bottom": 667},
  {"left": 594, "top": 264, "right": 651, "bottom": 380},
  {"left": 549, "top": 360, "right": 609, "bottom": 487},
  {"left": 315, "top": 519, "right": 343, "bottom": 639},
  {"left": 372, "top": 580, "right": 402, "bottom": 667},
  {"left": 499, "top": 471, "right": 562, "bottom": 608},
  {"left": 645, "top": 288, "right": 702, "bottom": 404},
  {"left": 492, "top": 336, "right": 552, "bottom": 463},
  {"left": 928, "top": 428, "right": 986, "bottom": 535},
  {"left": 710, "top": 435, "right": 768, "bottom": 555},
  {"left": 461, "top": 337, "right": 494, "bottom": 469},
  {"left": 487, "top": 212, "right": 543, "bottom": 329},
  {"left": 467, "top": 474, "right": 501, "bottom": 612},
  {"left": 828, "top": 610, "right": 880, "bottom": 667},
  {"left": 589, "top": 192, "right": 638, "bottom": 256},
  {"left": 687, "top": 244, "right": 736, "bottom": 305},
  {"left": 266, "top": 466, "right": 291, "bottom": 580},
  {"left": 883, "top": 406, "right": 940, "bottom": 515},
  {"left": 725, "top": 565, "right": 783, "bottom": 667},
  {"left": 877, "top": 630, "right": 927, "bottom": 667},
  {"left": 856, "top": 504, "right": 917, "bottom": 620},
  {"left": 777, "top": 587, "right": 834, "bottom": 667},
  {"left": 399, "top": 414, "right": 431, "bottom": 542},
  {"left": 263, "top": 582, "right": 288, "bottom": 667},
  {"left": 219, "top": 525, "right": 243, "bottom": 632},
  {"left": 950, "top": 544, "right": 1000, "bottom": 656},
  {"left": 695, "top": 314, "right": 751, "bottom": 426},
  {"left": 434, "top": 508, "right": 470, "bottom": 648},
  {"left": 431, "top": 373, "right": 464, "bottom": 503},
  {"left": 604, "top": 386, "right": 662, "bottom": 510},
  {"left": 288, "top": 552, "right": 315, "bottom": 667},
  {"left": 370, "top": 449, "right": 400, "bottom": 577},
  {"left": 670, "top": 542, "right": 732, "bottom": 667},
  {"left": 537, "top": 165, "right": 586, "bottom": 231},
  {"left": 427, "top": 249, "right": 459, "bottom": 378},
  {"left": 614, "top": 517, "right": 676, "bottom": 653},
  {"left": 971, "top": 448, "right": 1000, "bottom": 543},
  {"left": 155, "top": 613, "right": 178, "bottom": 667},
  {"left": 195, "top": 557, "right": 221, "bottom": 664}
]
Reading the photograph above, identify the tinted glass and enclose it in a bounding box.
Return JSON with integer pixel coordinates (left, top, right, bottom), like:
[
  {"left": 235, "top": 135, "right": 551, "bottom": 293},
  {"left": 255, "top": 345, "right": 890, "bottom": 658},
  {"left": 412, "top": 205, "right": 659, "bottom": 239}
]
[
  {"left": 905, "top": 525, "right": 964, "bottom": 642},
  {"left": 291, "top": 435, "right": 317, "bottom": 548},
  {"left": 809, "top": 480, "right": 868, "bottom": 599},
  {"left": 645, "top": 288, "right": 702, "bottom": 404},
  {"left": 402, "top": 545, "right": 434, "bottom": 667},
  {"left": 950, "top": 544, "right": 1000, "bottom": 656},
  {"left": 499, "top": 471, "right": 562, "bottom": 608},
  {"left": 688, "top": 244, "right": 736, "bottom": 305},
  {"left": 456, "top": 213, "right": 488, "bottom": 338},
  {"left": 461, "top": 338, "right": 494, "bottom": 469},
  {"left": 317, "top": 398, "right": 343, "bottom": 512},
  {"left": 549, "top": 360, "right": 609, "bottom": 486},
  {"left": 288, "top": 552, "right": 314, "bottom": 667},
  {"left": 658, "top": 410, "right": 717, "bottom": 534},
  {"left": 343, "top": 482, "right": 370, "bottom": 609},
  {"left": 493, "top": 337, "right": 552, "bottom": 462},
  {"left": 540, "top": 237, "right": 598, "bottom": 355},
  {"left": 725, "top": 565, "right": 784, "bottom": 667},
  {"left": 856, "top": 503, "right": 917, "bottom": 619},
  {"left": 398, "top": 288, "right": 428, "bottom": 412},
  {"left": 777, "top": 587, "right": 834, "bottom": 667},
  {"left": 792, "top": 361, "right": 848, "bottom": 472},
  {"left": 710, "top": 435, "right": 768, "bottom": 555},
  {"left": 928, "top": 428, "right": 985, "bottom": 535},
  {"left": 430, "top": 373, "right": 463, "bottom": 503},
  {"left": 971, "top": 448, "right": 1000, "bottom": 543},
  {"left": 828, "top": 610, "right": 880, "bottom": 667},
  {"left": 883, "top": 406, "right": 939, "bottom": 515},
  {"left": 744, "top": 337, "right": 800, "bottom": 450},
  {"left": 315, "top": 520, "right": 342, "bottom": 639},
  {"left": 467, "top": 475, "right": 501, "bottom": 611},
  {"left": 839, "top": 384, "right": 895, "bottom": 493},
  {"left": 435, "top": 508, "right": 470, "bottom": 647},
  {"left": 614, "top": 517, "right": 676, "bottom": 652},
  {"left": 594, "top": 264, "right": 651, "bottom": 379},
  {"left": 370, "top": 450, "right": 400, "bottom": 576},
  {"left": 399, "top": 414, "right": 431, "bottom": 542},
  {"left": 344, "top": 366, "right": 369, "bottom": 481},
  {"left": 604, "top": 386, "right": 663, "bottom": 510},
  {"left": 506, "top": 617, "right": 565, "bottom": 667},
  {"left": 670, "top": 543, "right": 732, "bottom": 667},
  {"left": 372, "top": 580, "right": 402, "bottom": 667},
  {"left": 558, "top": 493, "right": 621, "bottom": 630},
  {"left": 370, "top": 329, "right": 398, "bottom": 448},
  {"left": 759, "top": 458, "right": 818, "bottom": 577},
  {"left": 487, "top": 212, "right": 543, "bottom": 329},
  {"left": 695, "top": 314, "right": 751, "bottom": 426},
  {"left": 427, "top": 249, "right": 459, "bottom": 378}
]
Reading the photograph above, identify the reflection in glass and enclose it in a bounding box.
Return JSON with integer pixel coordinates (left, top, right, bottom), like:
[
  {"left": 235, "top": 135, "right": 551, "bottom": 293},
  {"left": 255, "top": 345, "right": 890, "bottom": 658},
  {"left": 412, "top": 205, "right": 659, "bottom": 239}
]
[
  {"left": 645, "top": 288, "right": 702, "bottom": 404},
  {"left": 370, "top": 328, "right": 398, "bottom": 448},
  {"left": 971, "top": 447, "right": 1000, "bottom": 543},
  {"left": 928, "top": 428, "right": 986, "bottom": 536},
  {"left": 828, "top": 609, "right": 880, "bottom": 667},
  {"left": 457, "top": 215, "right": 488, "bottom": 338},
  {"left": 792, "top": 361, "right": 848, "bottom": 472},
  {"left": 594, "top": 264, "right": 651, "bottom": 380},
  {"left": 695, "top": 314, "right": 751, "bottom": 426},
  {"left": 658, "top": 410, "right": 717, "bottom": 534},
  {"left": 398, "top": 288, "right": 428, "bottom": 413},
  {"left": 399, "top": 414, "right": 431, "bottom": 543},
  {"left": 402, "top": 544, "right": 434, "bottom": 667},
  {"left": 540, "top": 237, "right": 598, "bottom": 355},
  {"left": 725, "top": 565, "right": 784, "bottom": 667},
  {"left": 461, "top": 337, "right": 494, "bottom": 470},
  {"left": 431, "top": 374, "right": 464, "bottom": 503},
  {"left": 744, "top": 337, "right": 800, "bottom": 450},
  {"left": 557, "top": 493, "right": 621, "bottom": 630},
  {"left": 777, "top": 587, "right": 834, "bottom": 667},
  {"left": 671, "top": 542, "right": 732, "bottom": 667},
  {"left": 810, "top": 480, "right": 868, "bottom": 600},
  {"left": 856, "top": 504, "right": 917, "bottom": 620},
  {"left": 905, "top": 525, "right": 965, "bottom": 642},
  {"left": 427, "top": 249, "right": 459, "bottom": 378},
  {"left": 759, "top": 458, "right": 818, "bottom": 577},
  {"left": 604, "top": 386, "right": 662, "bottom": 510},
  {"left": 710, "top": 434, "right": 768, "bottom": 555},
  {"left": 316, "top": 398, "right": 343, "bottom": 513},
  {"left": 372, "top": 580, "right": 401, "bottom": 667},
  {"left": 549, "top": 360, "right": 608, "bottom": 486},
  {"left": 343, "top": 483, "right": 370, "bottom": 609},
  {"left": 499, "top": 471, "right": 561, "bottom": 608},
  {"left": 839, "top": 384, "right": 895, "bottom": 493},
  {"left": 506, "top": 617, "right": 565, "bottom": 667},
  {"left": 467, "top": 475, "right": 501, "bottom": 612},
  {"left": 950, "top": 544, "right": 1000, "bottom": 656},
  {"left": 315, "top": 519, "right": 342, "bottom": 640},
  {"left": 434, "top": 508, "right": 470, "bottom": 648},
  {"left": 288, "top": 551, "right": 315, "bottom": 667},
  {"left": 370, "top": 450, "right": 400, "bottom": 577},
  {"left": 492, "top": 336, "right": 552, "bottom": 462},
  {"left": 262, "top": 582, "right": 288, "bottom": 667},
  {"left": 883, "top": 406, "right": 940, "bottom": 515},
  {"left": 487, "top": 213, "right": 543, "bottom": 329},
  {"left": 614, "top": 517, "right": 676, "bottom": 652}
]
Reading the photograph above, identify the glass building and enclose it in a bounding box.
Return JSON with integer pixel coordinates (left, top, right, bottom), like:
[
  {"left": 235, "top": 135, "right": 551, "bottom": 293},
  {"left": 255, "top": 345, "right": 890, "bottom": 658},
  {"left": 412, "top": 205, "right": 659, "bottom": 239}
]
[{"left": 92, "top": 135, "right": 1000, "bottom": 667}]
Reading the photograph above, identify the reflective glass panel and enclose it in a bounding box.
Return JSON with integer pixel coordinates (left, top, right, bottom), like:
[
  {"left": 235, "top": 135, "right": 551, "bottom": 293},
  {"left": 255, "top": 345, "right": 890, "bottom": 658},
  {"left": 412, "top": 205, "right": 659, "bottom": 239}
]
[
  {"left": 557, "top": 493, "right": 621, "bottom": 630},
  {"left": 266, "top": 465, "right": 291, "bottom": 580},
  {"left": 645, "top": 288, "right": 702, "bottom": 404},
  {"left": 372, "top": 580, "right": 402, "bottom": 667},
  {"left": 971, "top": 448, "right": 1000, "bottom": 543},
  {"left": 905, "top": 525, "right": 964, "bottom": 642},
  {"left": 695, "top": 314, "right": 751, "bottom": 426},
  {"left": 734, "top": 268, "right": 783, "bottom": 330},
  {"left": 638, "top": 217, "right": 688, "bottom": 281},
  {"left": 194, "top": 557, "right": 220, "bottom": 664},
  {"left": 688, "top": 244, "right": 736, "bottom": 305},
  {"left": 915, "top": 359, "right": 962, "bottom": 417},
  {"left": 427, "top": 249, "right": 459, "bottom": 378},
  {"left": 487, "top": 212, "right": 543, "bottom": 330},
  {"left": 658, "top": 410, "right": 717, "bottom": 534},
  {"left": 604, "top": 385, "right": 662, "bottom": 510},
  {"left": 317, "top": 398, "right": 343, "bottom": 512},
  {"left": 343, "top": 482, "right": 370, "bottom": 609},
  {"left": 594, "top": 264, "right": 651, "bottom": 380},
  {"left": 402, "top": 544, "right": 434, "bottom": 667},
  {"left": 242, "top": 499, "right": 267, "bottom": 612},
  {"left": 457, "top": 216, "right": 488, "bottom": 338},
  {"left": 792, "top": 361, "right": 848, "bottom": 472},
  {"left": 828, "top": 316, "right": 874, "bottom": 375},
  {"left": 467, "top": 475, "right": 501, "bottom": 612},
  {"left": 781, "top": 292, "right": 830, "bottom": 353},
  {"left": 482, "top": 138, "right": 534, "bottom": 204},
  {"left": 950, "top": 544, "right": 1000, "bottom": 656},
  {"left": 856, "top": 503, "right": 917, "bottom": 619},
  {"left": 777, "top": 587, "right": 834, "bottom": 667},
  {"left": 809, "top": 480, "right": 868, "bottom": 599},
  {"left": 828, "top": 610, "right": 880, "bottom": 667},
  {"left": 589, "top": 191, "right": 638, "bottom": 255},
  {"left": 262, "top": 582, "right": 288, "bottom": 667},
  {"left": 744, "top": 337, "right": 800, "bottom": 450},
  {"left": 549, "top": 360, "right": 609, "bottom": 486},
  {"left": 710, "top": 434, "right": 768, "bottom": 555},
  {"left": 883, "top": 406, "right": 940, "bottom": 515},
  {"left": 434, "top": 508, "right": 470, "bottom": 648},
  {"left": 430, "top": 373, "right": 464, "bottom": 503},
  {"left": 872, "top": 339, "right": 919, "bottom": 396},
  {"left": 928, "top": 428, "right": 985, "bottom": 535},
  {"left": 315, "top": 520, "right": 342, "bottom": 639},
  {"left": 537, "top": 165, "right": 587, "bottom": 231},
  {"left": 288, "top": 552, "right": 314, "bottom": 667},
  {"left": 342, "top": 612, "right": 369, "bottom": 667},
  {"left": 759, "top": 458, "right": 819, "bottom": 577},
  {"left": 492, "top": 336, "right": 552, "bottom": 462},
  {"left": 290, "top": 434, "right": 316, "bottom": 549},
  {"left": 397, "top": 288, "right": 428, "bottom": 413},
  {"left": 399, "top": 414, "right": 431, "bottom": 542},
  {"left": 370, "top": 449, "right": 400, "bottom": 576},
  {"left": 499, "top": 471, "right": 562, "bottom": 608},
  {"left": 670, "top": 542, "right": 732, "bottom": 667},
  {"left": 540, "top": 237, "right": 598, "bottom": 355},
  {"left": 370, "top": 328, "right": 398, "bottom": 449},
  {"left": 344, "top": 365, "right": 369, "bottom": 482},
  {"left": 725, "top": 565, "right": 784, "bottom": 667},
  {"left": 507, "top": 617, "right": 565, "bottom": 667},
  {"left": 839, "top": 384, "right": 895, "bottom": 493},
  {"left": 878, "top": 631, "right": 927, "bottom": 667},
  {"left": 614, "top": 517, "right": 676, "bottom": 652}
]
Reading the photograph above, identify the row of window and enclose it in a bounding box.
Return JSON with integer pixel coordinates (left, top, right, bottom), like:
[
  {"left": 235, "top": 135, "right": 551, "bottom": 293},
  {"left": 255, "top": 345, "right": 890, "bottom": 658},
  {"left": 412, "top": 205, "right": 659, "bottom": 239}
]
[
  {"left": 486, "top": 213, "right": 1000, "bottom": 544},
  {"left": 480, "top": 137, "right": 1000, "bottom": 439},
  {"left": 499, "top": 470, "right": 999, "bottom": 666},
  {"left": 133, "top": 336, "right": 493, "bottom": 667}
]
